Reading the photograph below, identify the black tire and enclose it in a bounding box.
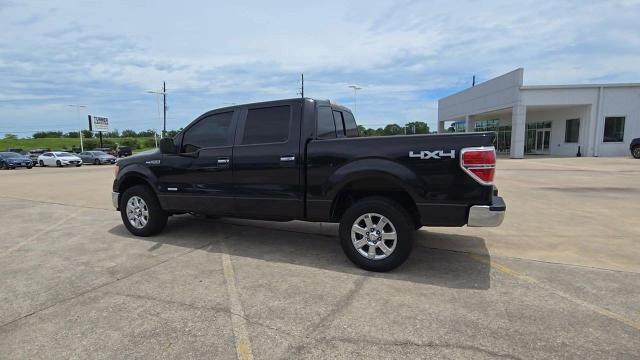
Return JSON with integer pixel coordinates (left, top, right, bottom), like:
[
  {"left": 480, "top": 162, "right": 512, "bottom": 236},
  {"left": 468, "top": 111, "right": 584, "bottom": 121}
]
[
  {"left": 76, "top": 164, "right": 82, "bottom": 167},
  {"left": 56, "top": 160, "right": 62, "bottom": 167},
  {"left": 39, "top": 160, "right": 45, "bottom": 167},
  {"left": 120, "top": 185, "right": 168, "bottom": 236},
  {"left": 1, "top": 162, "right": 8, "bottom": 170},
  {"left": 632, "top": 146, "right": 640, "bottom": 159},
  {"left": 339, "top": 196, "right": 415, "bottom": 272},
  {"left": 27, "top": 166, "right": 32, "bottom": 169},
  {"left": 94, "top": 159, "right": 100, "bottom": 165}
]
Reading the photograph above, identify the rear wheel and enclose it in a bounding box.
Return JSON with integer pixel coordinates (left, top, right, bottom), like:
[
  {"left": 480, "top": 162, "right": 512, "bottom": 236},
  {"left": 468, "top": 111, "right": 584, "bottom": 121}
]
[
  {"left": 56, "top": 160, "right": 62, "bottom": 167},
  {"left": 120, "top": 185, "right": 168, "bottom": 236},
  {"left": 39, "top": 160, "right": 45, "bottom": 167},
  {"left": 339, "top": 196, "right": 414, "bottom": 272},
  {"left": 632, "top": 146, "right": 640, "bottom": 159},
  {"left": 94, "top": 159, "right": 100, "bottom": 165}
]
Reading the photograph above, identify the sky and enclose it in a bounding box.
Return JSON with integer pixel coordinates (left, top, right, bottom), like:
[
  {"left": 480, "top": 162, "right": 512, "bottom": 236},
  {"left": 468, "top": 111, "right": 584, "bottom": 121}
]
[{"left": 1, "top": 0, "right": 640, "bottom": 136}]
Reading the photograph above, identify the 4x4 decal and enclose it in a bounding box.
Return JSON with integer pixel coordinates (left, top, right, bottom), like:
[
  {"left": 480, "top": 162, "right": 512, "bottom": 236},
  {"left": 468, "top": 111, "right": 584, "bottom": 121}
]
[{"left": 409, "top": 150, "right": 456, "bottom": 159}]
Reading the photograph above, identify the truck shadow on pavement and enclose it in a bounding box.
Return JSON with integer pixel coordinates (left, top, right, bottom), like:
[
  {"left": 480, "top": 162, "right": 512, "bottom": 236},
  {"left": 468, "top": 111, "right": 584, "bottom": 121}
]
[{"left": 108, "top": 215, "right": 491, "bottom": 290}]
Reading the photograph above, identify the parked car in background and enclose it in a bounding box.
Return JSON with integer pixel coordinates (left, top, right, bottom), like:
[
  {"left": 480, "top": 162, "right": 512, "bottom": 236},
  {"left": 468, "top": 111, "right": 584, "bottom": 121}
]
[
  {"left": 631, "top": 138, "right": 640, "bottom": 159},
  {"left": 37, "top": 152, "right": 82, "bottom": 167},
  {"left": 0, "top": 152, "right": 33, "bottom": 169},
  {"left": 116, "top": 146, "right": 132, "bottom": 157},
  {"left": 79, "top": 150, "right": 117, "bottom": 165},
  {"left": 29, "top": 148, "right": 50, "bottom": 165},
  {"left": 6, "top": 148, "right": 26, "bottom": 155},
  {"left": 94, "top": 147, "right": 116, "bottom": 156}
]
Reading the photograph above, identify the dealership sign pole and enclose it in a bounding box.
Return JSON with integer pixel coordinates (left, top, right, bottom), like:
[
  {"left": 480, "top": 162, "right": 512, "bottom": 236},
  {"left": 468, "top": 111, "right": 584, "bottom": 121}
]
[{"left": 88, "top": 115, "right": 109, "bottom": 148}]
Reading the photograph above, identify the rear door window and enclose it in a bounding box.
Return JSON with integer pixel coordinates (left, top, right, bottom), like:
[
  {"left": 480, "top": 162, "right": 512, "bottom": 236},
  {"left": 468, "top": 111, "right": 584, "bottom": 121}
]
[
  {"left": 242, "top": 105, "right": 290, "bottom": 144},
  {"left": 317, "top": 106, "right": 336, "bottom": 139},
  {"left": 332, "top": 110, "right": 345, "bottom": 137},
  {"left": 181, "top": 112, "right": 233, "bottom": 153},
  {"left": 342, "top": 111, "right": 359, "bottom": 137}
]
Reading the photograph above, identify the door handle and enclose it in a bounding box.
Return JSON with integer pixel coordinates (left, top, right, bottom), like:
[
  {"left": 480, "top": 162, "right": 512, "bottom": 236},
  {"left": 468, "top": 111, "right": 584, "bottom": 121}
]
[
  {"left": 280, "top": 155, "right": 295, "bottom": 162},
  {"left": 217, "top": 158, "right": 230, "bottom": 167}
]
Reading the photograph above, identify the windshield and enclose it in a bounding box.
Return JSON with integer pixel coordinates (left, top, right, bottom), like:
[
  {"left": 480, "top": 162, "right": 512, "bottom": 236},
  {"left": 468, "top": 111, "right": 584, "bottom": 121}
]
[
  {"left": 0, "top": 152, "right": 22, "bottom": 158},
  {"left": 55, "top": 152, "right": 74, "bottom": 157}
]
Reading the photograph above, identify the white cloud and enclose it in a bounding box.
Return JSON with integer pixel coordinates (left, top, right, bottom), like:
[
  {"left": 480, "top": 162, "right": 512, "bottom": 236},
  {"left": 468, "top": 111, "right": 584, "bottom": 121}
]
[{"left": 0, "top": 0, "right": 639, "bottom": 134}]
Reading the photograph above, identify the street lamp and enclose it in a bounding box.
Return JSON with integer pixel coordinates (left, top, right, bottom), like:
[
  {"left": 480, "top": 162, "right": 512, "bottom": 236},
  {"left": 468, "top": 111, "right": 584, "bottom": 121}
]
[
  {"left": 348, "top": 85, "right": 362, "bottom": 115},
  {"left": 147, "top": 81, "right": 167, "bottom": 138},
  {"left": 68, "top": 104, "right": 87, "bottom": 151}
]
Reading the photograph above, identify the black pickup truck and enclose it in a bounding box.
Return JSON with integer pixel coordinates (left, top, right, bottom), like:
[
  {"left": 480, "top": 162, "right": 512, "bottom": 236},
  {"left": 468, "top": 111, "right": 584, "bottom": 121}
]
[{"left": 112, "top": 98, "right": 505, "bottom": 271}]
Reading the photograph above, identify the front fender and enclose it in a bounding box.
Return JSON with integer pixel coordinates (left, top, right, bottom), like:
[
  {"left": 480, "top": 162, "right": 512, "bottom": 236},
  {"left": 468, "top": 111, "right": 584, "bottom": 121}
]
[{"left": 114, "top": 163, "right": 159, "bottom": 194}]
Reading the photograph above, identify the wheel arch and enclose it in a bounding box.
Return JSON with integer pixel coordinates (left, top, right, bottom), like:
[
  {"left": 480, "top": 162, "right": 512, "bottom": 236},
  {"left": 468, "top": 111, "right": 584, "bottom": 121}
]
[{"left": 326, "top": 159, "right": 423, "bottom": 225}]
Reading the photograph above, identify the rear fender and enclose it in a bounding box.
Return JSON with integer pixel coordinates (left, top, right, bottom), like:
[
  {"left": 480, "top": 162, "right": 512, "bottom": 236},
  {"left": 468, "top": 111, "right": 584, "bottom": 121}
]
[{"left": 325, "top": 158, "right": 425, "bottom": 201}]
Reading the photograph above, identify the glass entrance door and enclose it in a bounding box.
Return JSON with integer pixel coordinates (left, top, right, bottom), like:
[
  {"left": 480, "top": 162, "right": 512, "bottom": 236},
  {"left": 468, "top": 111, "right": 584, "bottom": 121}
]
[
  {"left": 526, "top": 122, "right": 552, "bottom": 154},
  {"left": 534, "top": 130, "right": 550, "bottom": 154}
]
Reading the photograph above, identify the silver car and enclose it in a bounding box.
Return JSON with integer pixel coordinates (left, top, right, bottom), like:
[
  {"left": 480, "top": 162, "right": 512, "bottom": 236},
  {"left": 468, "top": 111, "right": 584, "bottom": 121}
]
[{"left": 79, "top": 151, "right": 117, "bottom": 165}]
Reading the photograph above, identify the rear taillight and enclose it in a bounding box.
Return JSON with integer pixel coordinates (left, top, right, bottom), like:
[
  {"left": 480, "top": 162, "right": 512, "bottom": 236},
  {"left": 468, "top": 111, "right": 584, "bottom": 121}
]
[{"left": 460, "top": 146, "right": 496, "bottom": 185}]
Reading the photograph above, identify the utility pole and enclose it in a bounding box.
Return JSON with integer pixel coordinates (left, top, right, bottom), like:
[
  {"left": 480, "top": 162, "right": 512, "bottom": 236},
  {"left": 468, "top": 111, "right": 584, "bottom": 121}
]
[
  {"left": 163, "top": 81, "right": 166, "bottom": 137},
  {"left": 297, "top": 73, "right": 304, "bottom": 98},
  {"left": 147, "top": 83, "right": 167, "bottom": 138},
  {"left": 348, "top": 85, "right": 362, "bottom": 115}
]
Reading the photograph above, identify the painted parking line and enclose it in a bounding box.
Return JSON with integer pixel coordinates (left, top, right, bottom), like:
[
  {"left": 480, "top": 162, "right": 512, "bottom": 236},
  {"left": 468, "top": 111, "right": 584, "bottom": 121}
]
[
  {"left": 466, "top": 253, "right": 640, "bottom": 332},
  {"left": 221, "top": 244, "right": 254, "bottom": 360}
]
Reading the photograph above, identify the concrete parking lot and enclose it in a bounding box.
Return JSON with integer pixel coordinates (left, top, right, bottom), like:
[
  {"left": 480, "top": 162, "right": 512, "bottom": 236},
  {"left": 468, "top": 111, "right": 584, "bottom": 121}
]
[{"left": 1, "top": 157, "right": 639, "bottom": 359}]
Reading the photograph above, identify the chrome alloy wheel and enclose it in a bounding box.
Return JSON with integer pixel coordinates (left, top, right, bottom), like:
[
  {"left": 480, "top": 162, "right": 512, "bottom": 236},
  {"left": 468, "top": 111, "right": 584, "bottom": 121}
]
[
  {"left": 126, "top": 196, "right": 149, "bottom": 229},
  {"left": 633, "top": 147, "right": 640, "bottom": 159},
  {"left": 351, "top": 213, "right": 397, "bottom": 260}
]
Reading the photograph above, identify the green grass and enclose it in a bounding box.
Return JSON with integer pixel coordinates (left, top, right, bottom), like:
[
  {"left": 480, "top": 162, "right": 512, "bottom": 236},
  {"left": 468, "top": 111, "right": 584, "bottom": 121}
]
[{"left": 0, "top": 137, "right": 155, "bottom": 152}]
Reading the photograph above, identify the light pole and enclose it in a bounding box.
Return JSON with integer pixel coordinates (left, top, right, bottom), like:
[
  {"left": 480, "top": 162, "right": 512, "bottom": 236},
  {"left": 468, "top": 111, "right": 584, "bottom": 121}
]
[
  {"left": 147, "top": 81, "right": 167, "bottom": 138},
  {"left": 348, "top": 85, "right": 362, "bottom": 115},
  {"left": 68, "top": 104, "right": 87, "bottom": 151}
]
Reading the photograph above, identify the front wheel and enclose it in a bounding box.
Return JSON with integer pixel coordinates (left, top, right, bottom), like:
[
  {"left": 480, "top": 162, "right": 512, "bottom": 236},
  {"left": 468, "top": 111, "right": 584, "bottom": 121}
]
[
  {"left": 632, "top": 146, "right": 640, "bottom": 159},
  {"left": 56, "top": 160, "right": 62, "bottom": 167},
  {"left": 339, "top": 196, "right": 414, "bottom": 272},
  {"left": 39, "top": 160, "right": 45, "bottom": 167},
  {"left": 120, "top": 185, "right": 168, "bottom": 236}
]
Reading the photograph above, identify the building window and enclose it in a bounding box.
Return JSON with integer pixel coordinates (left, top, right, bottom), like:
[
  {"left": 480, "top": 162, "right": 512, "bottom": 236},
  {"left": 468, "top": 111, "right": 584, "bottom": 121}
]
[
  {"left": 475, "top": 119, "right": 499, "bottom": 131},
  {"left": 603, "top": 117, "right": 625, "bottom": 143},
  {"left": 448, "top": 120, "right": 466, "bottom": 132},
  {"left": 564, "top": 119, "right": 580, "bottom": 143}
]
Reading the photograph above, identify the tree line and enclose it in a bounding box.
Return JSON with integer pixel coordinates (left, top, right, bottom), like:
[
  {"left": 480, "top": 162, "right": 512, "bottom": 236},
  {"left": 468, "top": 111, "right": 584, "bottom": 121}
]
[
  {"left": 7, "top": 121, "right": 429, "bottom": 142},
  {"left": 29, "top": 129, "right": 165, "bottom": 139},
  {"left": 357, "top": 121, "right": 430, "bottom": 137}
]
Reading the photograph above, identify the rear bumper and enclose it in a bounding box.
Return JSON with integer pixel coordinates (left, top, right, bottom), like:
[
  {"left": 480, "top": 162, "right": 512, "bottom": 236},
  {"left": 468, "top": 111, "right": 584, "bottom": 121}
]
[{"left": 467, "top": 196, "right": 506, "bottom": 227}]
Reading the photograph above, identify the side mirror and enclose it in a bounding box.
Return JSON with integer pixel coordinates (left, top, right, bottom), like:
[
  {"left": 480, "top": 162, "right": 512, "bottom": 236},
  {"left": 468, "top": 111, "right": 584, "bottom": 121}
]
[{"left": 159, "top": 138, "right": 177, "bottom": 154}]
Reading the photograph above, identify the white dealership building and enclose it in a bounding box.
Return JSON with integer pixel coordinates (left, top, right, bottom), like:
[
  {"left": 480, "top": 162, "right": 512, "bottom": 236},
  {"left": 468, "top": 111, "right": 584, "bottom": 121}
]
[{"left": 437, "top": 68, "right": 640, "bottom": 158}]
